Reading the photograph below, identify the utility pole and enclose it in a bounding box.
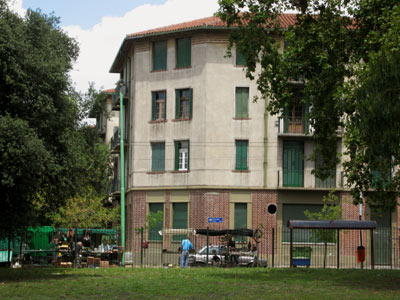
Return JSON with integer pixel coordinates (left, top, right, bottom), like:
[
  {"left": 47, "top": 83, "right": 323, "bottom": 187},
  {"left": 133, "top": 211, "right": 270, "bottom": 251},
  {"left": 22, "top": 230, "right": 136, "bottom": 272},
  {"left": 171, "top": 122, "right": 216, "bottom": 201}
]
[{"left": 119, "top": 80, "right": 126, "bottom": 266}]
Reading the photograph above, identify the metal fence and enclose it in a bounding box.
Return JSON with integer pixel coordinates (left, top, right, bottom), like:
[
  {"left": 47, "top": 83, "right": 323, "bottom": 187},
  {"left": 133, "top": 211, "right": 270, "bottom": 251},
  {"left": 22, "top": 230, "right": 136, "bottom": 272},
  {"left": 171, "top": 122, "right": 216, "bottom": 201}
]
[{"left": 125, "top": 226, "right": 400, "bottom": 269}]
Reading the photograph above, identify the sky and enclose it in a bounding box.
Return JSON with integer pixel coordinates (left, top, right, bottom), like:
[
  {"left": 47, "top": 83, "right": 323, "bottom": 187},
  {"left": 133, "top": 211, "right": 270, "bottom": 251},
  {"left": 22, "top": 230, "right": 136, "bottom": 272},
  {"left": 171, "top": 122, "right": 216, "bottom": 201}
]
[{"left": 8, "top": 0, "right": 220, "bottom": 93}]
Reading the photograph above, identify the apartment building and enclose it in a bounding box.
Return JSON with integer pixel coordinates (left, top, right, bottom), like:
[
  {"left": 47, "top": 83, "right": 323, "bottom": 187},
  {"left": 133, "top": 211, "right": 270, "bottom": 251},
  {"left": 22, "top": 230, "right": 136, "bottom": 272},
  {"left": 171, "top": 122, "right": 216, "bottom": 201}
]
[{"left": 108, "top": 15, "right": 398, "bottom": 265}]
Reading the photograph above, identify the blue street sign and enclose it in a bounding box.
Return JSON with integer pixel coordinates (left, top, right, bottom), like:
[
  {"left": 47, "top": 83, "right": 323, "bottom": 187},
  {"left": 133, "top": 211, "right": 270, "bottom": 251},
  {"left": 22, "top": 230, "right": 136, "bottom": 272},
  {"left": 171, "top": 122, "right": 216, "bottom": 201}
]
[{"left": 208, "top": 217, "right": 223, "bottom": 223}]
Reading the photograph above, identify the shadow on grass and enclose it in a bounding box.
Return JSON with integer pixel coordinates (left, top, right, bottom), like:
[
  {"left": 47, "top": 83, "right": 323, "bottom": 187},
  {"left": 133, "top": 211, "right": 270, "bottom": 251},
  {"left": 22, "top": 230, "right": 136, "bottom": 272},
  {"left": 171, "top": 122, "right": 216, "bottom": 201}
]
[
  {"left": 0, "top": 267, "right": 104, "bottom": 283},
  {"left": 208, "top": 268, "right": 400, "bottom": 292}
]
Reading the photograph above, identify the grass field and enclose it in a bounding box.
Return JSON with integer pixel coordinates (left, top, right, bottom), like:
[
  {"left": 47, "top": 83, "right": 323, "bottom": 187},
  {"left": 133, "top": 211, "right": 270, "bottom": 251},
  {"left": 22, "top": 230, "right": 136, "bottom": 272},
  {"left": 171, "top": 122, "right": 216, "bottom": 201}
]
[{"left": 0, "top": 267, "right": 399, "bottom": 300}]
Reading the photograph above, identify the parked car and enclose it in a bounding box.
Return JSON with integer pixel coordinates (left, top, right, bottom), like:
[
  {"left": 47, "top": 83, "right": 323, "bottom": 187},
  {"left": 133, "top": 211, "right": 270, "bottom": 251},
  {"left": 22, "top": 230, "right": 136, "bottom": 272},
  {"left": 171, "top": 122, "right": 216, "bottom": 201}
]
[{"left": 188, "top": 245, "right": 267, "bottom": 267}]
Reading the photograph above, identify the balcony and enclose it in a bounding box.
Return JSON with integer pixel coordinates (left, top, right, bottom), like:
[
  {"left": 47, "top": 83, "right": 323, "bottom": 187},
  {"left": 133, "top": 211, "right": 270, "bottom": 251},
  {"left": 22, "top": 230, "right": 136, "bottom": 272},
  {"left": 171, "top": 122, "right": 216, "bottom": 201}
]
[
  {"left": 277, "top": 117, "right": 314, "bottom": 137},
  {"left": 110, "top": 127, "right": 127, "bottom": 153},
  {"left": 111, "top": 81, "right": 128, "bottom": 111},
  {"left": 277, "top": 169, "right": 340, "bottom": 189},
  {"left": 110, "top": 176, "right": 120, "bottom": 194}
]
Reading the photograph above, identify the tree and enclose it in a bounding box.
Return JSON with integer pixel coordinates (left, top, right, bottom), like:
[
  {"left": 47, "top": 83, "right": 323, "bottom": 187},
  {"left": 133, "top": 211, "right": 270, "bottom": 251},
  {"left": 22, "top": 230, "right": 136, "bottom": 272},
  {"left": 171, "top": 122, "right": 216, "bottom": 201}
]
[
  {"left": 0, "top": 1, "right": 116, "bottom": 237},
  {"left": 304, "top": 190, "right": 342, "bottom": 268},
  {"left": 48, "top": 189, "right": 120, "bottom": 229},
  {"left": 217, "top": 0, "right": 400, "bottom": 209}
]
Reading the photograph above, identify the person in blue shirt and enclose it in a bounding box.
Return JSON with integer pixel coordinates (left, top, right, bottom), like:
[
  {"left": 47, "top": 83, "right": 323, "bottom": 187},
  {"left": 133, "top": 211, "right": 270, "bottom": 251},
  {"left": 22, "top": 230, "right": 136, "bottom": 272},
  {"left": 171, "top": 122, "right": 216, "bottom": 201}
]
[{"left": 180, "top": 236, "right": 194, "bottom": 268}]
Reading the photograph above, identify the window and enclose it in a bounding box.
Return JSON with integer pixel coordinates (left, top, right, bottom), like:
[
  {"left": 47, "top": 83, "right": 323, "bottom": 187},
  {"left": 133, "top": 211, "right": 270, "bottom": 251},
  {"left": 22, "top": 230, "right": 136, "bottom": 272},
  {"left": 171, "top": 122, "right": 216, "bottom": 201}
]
[
  {"left": 236, "top": 48, "right": 246, "bottom": 66},
  {"left": 235, "top": 140, "right": 248, "bottom": 171},
  {"left": 151, "top": 91, "right": 166, "bottom": 121},
  {"left": 283, "top": 141, "right": 304, "bottom": 187},
  {"left": 175, "top": 141, "right": 189, "bottom": 171},
  {"left": 153, "top": 40, "right": 167, "bottom": 71},
  {"left": 235, "top": 87, "right": 249, "bottom": 118},
  {"left": 176, "top": 37, "right": 191, "bottom": 68},
  {"left": 315, "top": 153, "right": 336, "bottom": 188},
  {"left": 151, "top": 142, "right": 165, "bottom": 171},
  {"left": 148, "top": 203, "right": 164, "bottom": 241},
  {"left": 175, "top": 89, "right": 192, "bottom": 119},
  {"left": 282, "top": 204, "right": 324, "bottom": 243},
  {"left": 234, "top": 203, "right": 247, "bottom": 242},
  {"left": 172, "top": 202, "right": 188, "bottom": 241}
]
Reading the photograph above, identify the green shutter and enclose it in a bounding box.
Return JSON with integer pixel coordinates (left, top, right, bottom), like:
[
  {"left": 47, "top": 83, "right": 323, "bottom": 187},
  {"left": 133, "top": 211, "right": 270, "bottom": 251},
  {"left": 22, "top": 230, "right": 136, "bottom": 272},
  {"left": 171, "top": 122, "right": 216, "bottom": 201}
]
[
  {"left": 152, "top": 143, "right": 165, "bottom": 171},
  {"left": 235, "top": 140, "right": 248, "bottom": 170},
  {"left": 153, "top": 41, "right": 167, "bottom": 71},
  {"left": 174, "top": 141, "right": 179, "bottom": 171},
  {"left": 236, "top": 87, "right": 248, "bottom": 118},
  {"left": 177, "top": 38, "right": 191, "bottom": 68},
  {"left": 304, "top": 104, "right": 309, "bottom": 134},
  {"left": 236, "top": 48, "right": 246, "bottom": 66},
  {"left": 187, "top": 141, "right": 190, "bottom": 170},
  {"left": 173, "top": 203, "right": 188, "bottom": 241},
  {"left": 149, "top": 203, "right": 163, "bottom": 241},
  {"left": 234, "top": 203, "right": 247, "bottom": 242},
  {"left": 283, "top": 141, "right": 304, "bottom": 187},
  {"left": 151, "top": 92, "right": 156, "bottom": 120},
  {"left": 189, "top": 88, "right": 193, "bottom": 118},
  {"left": 284, "top": 108, "right": 289, "bottom": 133},
  {"left": 175, "top": 89, "right": 180, "bottom": 119}
]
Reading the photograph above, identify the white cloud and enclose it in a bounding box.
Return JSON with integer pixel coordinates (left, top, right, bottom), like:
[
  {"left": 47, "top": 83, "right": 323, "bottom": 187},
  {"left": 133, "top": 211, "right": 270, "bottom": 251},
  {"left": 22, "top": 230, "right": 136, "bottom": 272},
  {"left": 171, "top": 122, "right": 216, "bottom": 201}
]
[
  {"left": 8, "top": 0, "right": 26, "bottom": 17},
  {"left": 63, "top": 0, "right": 219, "bottom": 93}
]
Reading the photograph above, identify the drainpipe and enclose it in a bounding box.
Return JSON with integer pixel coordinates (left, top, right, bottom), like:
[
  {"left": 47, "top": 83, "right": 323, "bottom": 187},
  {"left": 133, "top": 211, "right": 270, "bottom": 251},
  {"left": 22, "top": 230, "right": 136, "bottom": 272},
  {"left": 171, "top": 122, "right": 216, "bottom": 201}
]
[
  {"left": 263, "top": 110, "right": 268, "bottom": 188},
  {"left": 119, "top": 80, "right": 126, "bottom": 266}
]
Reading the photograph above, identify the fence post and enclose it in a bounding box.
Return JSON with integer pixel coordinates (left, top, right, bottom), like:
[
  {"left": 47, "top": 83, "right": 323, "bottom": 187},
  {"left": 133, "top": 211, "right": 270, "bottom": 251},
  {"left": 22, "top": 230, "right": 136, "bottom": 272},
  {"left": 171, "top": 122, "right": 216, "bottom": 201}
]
[
  {"left": 74, "top": 227, "right": 77, "bottom": 267},
  {"left": 337, "top": 229, "right": 340, "bottom": 269},
  {"left": 370, "top": 229, "right": 374, "bottom": 270},
  {"left": 140, "top": 227, "right": 144, "bottom": 267},
  {"left": 272, "top": 228, "right": 275, "bottom": 268},
  {"left": 206, "top": 226, "right": 209, "bottom": 266},
  {"left": 290, "top": 228, "right": 293, "bottom": 268}
]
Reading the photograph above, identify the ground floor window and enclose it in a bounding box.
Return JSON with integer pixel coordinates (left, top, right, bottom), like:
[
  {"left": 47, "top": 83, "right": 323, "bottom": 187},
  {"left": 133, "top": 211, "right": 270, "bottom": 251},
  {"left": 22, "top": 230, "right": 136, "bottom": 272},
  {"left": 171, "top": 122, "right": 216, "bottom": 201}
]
[
  {"left": 172, "top": 203, "right": 188, "bottom": 241},
  {"left": 282, "top": 204, "right": 323, "bottom": 243},
  {"left": 148, "top": 203, "right": 164, "bottom": 241}
]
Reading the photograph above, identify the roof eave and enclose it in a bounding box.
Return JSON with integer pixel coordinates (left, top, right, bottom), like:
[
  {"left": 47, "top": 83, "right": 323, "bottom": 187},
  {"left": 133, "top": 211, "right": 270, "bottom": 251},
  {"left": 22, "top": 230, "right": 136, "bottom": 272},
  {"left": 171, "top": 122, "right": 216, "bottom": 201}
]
[{"left": 109, "top": 26, "right": 230, "bottom": 74}]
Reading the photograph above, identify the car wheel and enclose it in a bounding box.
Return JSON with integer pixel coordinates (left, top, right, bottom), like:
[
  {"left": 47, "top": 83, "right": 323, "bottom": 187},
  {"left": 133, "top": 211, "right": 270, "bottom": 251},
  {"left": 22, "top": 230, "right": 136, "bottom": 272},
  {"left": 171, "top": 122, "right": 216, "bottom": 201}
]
[{"left": 195, "top": 261, "right": 206, "bottom": 267}]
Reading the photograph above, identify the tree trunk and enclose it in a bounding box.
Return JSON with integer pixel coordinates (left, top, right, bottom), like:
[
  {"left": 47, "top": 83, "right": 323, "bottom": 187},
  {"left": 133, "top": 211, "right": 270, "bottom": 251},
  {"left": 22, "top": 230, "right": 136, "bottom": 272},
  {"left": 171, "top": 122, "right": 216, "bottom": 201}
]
[{"left": 323, "top": 242, "right": 327, "bottom": 268}]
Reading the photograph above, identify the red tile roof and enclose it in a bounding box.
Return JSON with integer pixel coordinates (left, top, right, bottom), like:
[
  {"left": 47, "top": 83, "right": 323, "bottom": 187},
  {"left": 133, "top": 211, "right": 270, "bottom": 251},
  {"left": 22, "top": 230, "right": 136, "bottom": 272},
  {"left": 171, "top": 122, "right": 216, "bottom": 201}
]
[
  {"left": 102, "top": 88, "right": 115, "bottom": 94},
  {"left": 127, "top": 14, "right": 297, "bottom": 38}
]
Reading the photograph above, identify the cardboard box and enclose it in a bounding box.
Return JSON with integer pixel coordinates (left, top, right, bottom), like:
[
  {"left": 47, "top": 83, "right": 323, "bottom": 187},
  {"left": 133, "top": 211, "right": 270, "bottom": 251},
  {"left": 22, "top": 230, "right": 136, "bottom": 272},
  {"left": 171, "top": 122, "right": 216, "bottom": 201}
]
[{"left": 100, "top": 261, "right": 109, "bottom": 268}]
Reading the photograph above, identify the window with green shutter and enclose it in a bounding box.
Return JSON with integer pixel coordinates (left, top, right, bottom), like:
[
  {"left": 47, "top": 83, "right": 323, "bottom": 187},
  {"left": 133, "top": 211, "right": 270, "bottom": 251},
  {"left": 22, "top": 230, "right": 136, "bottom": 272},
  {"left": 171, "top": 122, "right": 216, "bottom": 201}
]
[
  {"left": 283, "top": 141, "right": 304, "bottom": 187},
  {"left": 174, "top": 141, "right": 189, "bottom": 171},
  {"left": 148, "top": 203, "right": 163, "bottom": 241},
  {"left": 235, "top": 87, "right": 249, "bottom": 118},
  {"left": 235, "top": 140, "right": 248, "bottom": 170},
  {"left": 151, "top": 142, "right": 165, "bottom": 171},
  {"left": 234, "top": 203, "right": 247, "bottom": 242},
  {"left": 236, "top": 48, "right": 246, "bottom": 66},
  {"left": 153, "top": 40, "right": 167, "bottom": 71},
  {"left": 172, "top": 203, "right": 188, "bottom": 241},
  {"left": 151, "top": 91, "right": 166, "bottom": 121},
  {"left": 176, "top": 38, "right": 191, "bottom": 68},
  {"left": 282, "top": 204, "right": 324, "bottom": 242},
  {"left": 175, "top": 88, "right": 192, "bottom": 119}
]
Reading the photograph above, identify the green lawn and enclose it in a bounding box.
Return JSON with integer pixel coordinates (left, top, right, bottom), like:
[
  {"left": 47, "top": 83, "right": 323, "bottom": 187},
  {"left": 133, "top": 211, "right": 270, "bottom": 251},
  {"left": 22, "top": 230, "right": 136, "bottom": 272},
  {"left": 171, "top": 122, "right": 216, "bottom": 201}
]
[{"left": 0, "top": 267, "right": 399, "bottom": 300}]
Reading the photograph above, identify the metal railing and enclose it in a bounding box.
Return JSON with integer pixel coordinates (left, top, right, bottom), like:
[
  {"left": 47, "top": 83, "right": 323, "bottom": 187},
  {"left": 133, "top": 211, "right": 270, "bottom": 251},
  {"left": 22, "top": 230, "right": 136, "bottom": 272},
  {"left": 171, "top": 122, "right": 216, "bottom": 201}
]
[
  {"left": 124, "top": 226, "right": 400, "bottom": 269},
  {"left": 277, "top": 169, "right": 338, "bottom": 188}
]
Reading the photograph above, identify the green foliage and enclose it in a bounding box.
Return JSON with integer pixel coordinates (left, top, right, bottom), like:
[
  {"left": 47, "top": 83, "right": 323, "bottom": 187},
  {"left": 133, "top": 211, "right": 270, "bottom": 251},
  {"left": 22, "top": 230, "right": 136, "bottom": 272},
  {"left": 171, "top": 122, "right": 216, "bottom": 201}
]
[
  {"left": 0, "top": 115, "right": 52, "bottom": 237},
  {"left": 80, "top": 82, "right": 110, "bottom": 120},
  {"left": 48, "top": 189, "right": 120, "bottom": 229},
  {"left": 305, "top": 190, "right": 342, "bottom": 242},
  {"left": 135, "top": 211, "right": 164, "bottom": 234},
  {"left": 217, "top": 0, "right": 400, "bottom": 208},
  {"left": 0, "top": 2, "right": 113, "bottom": 236}
]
